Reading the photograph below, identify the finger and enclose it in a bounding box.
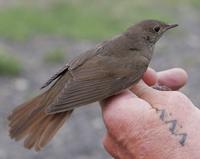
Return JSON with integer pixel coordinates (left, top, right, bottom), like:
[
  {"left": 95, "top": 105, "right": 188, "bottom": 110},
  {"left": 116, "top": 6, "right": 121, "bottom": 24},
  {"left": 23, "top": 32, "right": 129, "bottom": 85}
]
[
  {"left": 157, "top": 68, "right": 188, "bottom": 90},
  {"left": 100, "top": 90, "right": 137, "bottom": 112},
  {"left": 103, "top": 133, "right": 121, "bottom": 159},
  {"left": 130, "top": 80, "right": 164, "bottom": 106},
  {"left": 142, "top": 68, "right": 157, "bottom": 86},
  {"left": 131, "top": 80, "right": 158, "bottom": 99},
  {"left": 102, "top": 89, "right": 151, "bottom": 138},
  {"left": 101, "top": 91, "right": 151, "bottom": 158},
  {"left": 103, "top": 133, "right": 132, "bottom": 159}
]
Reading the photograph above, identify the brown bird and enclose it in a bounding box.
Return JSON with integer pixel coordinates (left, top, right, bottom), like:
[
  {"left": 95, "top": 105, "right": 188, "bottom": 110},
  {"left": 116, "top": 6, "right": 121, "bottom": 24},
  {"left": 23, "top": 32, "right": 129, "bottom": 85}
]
[{"left": 8, "top": 20, "right": 178, "bottom": 151}]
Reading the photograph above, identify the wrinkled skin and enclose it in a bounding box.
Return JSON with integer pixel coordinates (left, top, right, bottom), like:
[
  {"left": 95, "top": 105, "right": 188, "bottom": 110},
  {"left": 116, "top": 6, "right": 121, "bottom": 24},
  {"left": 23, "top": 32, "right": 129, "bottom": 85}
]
[{"left": 102, "top": 68, "right": 200, "bottom": 159}]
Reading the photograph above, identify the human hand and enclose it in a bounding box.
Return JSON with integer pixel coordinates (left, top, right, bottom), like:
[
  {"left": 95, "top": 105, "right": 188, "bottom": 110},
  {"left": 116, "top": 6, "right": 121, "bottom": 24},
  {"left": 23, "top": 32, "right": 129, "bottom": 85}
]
[{"left": 102, "top": 68, "right": 200, "bottom": 159}]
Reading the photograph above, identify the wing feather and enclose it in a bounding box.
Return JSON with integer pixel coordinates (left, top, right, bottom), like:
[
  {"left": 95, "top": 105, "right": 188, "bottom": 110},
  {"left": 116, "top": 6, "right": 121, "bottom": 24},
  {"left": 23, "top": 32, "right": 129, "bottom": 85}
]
[
  {"left": 45, "top": 40, "right": 149, "bottom": 114},
  {"left": 46, "top": 78, "right": 116, "bottom": 114}
]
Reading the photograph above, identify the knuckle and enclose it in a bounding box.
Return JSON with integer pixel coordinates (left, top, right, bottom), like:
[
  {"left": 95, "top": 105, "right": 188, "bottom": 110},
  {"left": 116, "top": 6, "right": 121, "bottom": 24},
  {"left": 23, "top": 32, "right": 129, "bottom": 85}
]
[
  {"left": 170, "top": 91, "right": 188, "bottom": 102},
  {"left": 103, "top": 136, "right": 121, "bottom": 159}
]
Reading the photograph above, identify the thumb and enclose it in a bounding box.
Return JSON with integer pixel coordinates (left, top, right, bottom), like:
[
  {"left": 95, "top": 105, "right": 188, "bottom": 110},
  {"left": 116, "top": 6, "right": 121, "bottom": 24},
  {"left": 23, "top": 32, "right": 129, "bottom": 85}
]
[{"left": 131, "top": 80, "right": 159, "bottom": 99}]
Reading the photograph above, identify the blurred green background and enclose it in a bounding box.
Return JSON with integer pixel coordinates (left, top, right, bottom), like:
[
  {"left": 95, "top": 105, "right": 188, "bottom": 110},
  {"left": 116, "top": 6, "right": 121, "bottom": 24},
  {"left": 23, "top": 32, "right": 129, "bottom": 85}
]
[
  {"left": 0, "top": 0, "right": 200, "bottom": 159},
  {"left": 0, "top": 0, "right": 199, "bottom": 41}
]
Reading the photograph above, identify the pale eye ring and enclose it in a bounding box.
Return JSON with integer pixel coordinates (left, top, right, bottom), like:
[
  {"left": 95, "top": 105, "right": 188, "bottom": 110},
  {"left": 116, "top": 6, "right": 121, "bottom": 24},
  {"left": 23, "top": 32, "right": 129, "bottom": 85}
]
[{"left": 153, "top": 26, "right": 160, "bottom": 32}]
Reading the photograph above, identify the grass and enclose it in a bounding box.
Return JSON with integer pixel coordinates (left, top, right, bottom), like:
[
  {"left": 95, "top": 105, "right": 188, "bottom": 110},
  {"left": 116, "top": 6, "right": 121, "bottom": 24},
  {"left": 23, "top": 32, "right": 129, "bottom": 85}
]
[
  {"left": 0, "top": 0, "right": 173, "bottom": 40},
  {"left": 0, "top": 51, "right": 22, "bottom": 76},
  {"left": 167, "top": 0, "right": 200, "bottom": 7},
  {"left": 0, "top": 0, "right": 199, "bottom": 40},
  {"left": 44, "top": 48, "right": 66, "bottom": 64}
]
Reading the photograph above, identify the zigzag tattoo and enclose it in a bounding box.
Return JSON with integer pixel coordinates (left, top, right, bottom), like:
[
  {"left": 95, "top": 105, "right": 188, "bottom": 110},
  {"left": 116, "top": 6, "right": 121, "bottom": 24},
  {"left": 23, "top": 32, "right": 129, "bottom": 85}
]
[{"left": 155, "top": 108, "right": 187, "bottom": 146}]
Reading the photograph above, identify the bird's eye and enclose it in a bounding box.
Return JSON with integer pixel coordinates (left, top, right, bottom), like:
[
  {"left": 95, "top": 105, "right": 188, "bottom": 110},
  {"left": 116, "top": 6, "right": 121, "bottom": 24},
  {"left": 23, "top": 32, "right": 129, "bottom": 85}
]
[{"left": 153, "top": 26, "right": 160, "bottom": 32}]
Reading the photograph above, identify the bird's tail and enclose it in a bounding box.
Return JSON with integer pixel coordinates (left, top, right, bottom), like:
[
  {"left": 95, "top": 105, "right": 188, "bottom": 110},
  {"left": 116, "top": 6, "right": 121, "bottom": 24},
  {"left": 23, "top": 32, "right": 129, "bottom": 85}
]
[{"left": 8, "top": 76, "right": 73, "bottom": 151}]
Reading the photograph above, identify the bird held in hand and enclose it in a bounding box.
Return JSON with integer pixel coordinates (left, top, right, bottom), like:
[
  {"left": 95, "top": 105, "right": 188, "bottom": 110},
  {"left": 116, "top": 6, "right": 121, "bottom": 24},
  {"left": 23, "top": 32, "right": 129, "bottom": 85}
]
[{"left": 8, "top": 20, "right": 178, "bottom": 151}]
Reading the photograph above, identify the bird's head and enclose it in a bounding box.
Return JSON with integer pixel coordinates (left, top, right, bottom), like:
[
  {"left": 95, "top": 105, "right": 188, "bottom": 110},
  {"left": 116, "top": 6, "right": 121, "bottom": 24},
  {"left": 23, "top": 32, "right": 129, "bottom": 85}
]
[{"left": 126, "top": 20, "right": 178, "bottom": 45}]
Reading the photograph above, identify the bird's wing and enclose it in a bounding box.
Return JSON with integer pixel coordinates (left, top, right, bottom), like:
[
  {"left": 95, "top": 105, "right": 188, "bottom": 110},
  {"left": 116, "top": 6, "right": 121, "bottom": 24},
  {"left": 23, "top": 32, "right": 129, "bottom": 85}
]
[
  {"left": 45, "top": 39, "right": 149, "bottom": 114},
  {"left": 46, "top": 54, "right": 133, "bottom": 114},
  {"left": 40, "top": 41, "right": 107, "bottom": 89},
  {"left": 40, "top": 65, "right": 69, "bottom": 89}
]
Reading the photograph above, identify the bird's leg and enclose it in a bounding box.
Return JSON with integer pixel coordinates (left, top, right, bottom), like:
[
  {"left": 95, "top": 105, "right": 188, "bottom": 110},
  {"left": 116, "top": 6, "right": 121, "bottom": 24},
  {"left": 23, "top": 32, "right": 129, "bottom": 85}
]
[{"left": 152, "top": 83, "right": 172, "bottom": 91}]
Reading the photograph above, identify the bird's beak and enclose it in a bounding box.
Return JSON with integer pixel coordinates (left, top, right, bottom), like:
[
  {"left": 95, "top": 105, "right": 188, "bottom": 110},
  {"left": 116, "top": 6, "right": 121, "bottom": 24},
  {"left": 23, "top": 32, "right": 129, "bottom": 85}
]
[{"left": 164, "top": 24, "right": 179, "bottom": 31}]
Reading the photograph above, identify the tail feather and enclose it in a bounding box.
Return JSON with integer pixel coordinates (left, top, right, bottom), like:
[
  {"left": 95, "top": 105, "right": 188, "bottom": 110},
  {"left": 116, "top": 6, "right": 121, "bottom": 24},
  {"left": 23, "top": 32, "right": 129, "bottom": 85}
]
[
  {"left": 24, "top": 116, "right": 51, "bottom": 149},
  {"left": 36, "top": 111, "right": 72, "bottom": 151},
  {"left": 23, "top": 111, "right": 72, "bottom": 151},
  {"left": 9, "top": 106, "right": 46, "bottom": 140},
  {"left": 8, "top": 75, "right": 73, "bottom": 151},
  {"left": 8, "top": 93, "right": 45, "bottom": 122}
]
